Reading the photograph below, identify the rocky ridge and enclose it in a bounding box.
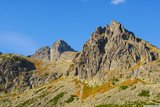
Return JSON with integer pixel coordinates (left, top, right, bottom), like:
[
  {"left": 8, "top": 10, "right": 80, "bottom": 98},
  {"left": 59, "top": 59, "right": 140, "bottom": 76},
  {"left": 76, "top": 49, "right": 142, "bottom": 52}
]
[
  {"left": 75, "top": 20, "right": 160, "bottom": 85},
  {"left": 32, "top": 46, "right": 50, "bottom": 61},
  {"left": 0, "top": 20, "right": 160, "bottom": 107},
  {"left": 50, "top": 40, "right": 75, "bottom": 61},
  {"left": 33, "top": 40, "right": 77, "bottom": 62}
]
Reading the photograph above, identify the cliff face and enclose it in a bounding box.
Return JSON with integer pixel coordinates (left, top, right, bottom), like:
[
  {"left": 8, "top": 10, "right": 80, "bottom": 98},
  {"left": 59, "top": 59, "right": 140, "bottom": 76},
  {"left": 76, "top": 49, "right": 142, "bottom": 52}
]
[{"left": 75, "top": 21, "right": 160, "bottom": 82}]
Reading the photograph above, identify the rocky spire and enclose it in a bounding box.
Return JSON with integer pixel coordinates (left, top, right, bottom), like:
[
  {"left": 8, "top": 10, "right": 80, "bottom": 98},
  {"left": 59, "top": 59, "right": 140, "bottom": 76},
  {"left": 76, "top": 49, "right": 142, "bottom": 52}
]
[
  {"left": 75, "top": 20, "right": 160, "bottom": 79},
  {"left": 110, "top": 20, "right": 125, "bottom": 35},
  {"left": 50, "top": 40, "right": 75, "bottom": 61}
]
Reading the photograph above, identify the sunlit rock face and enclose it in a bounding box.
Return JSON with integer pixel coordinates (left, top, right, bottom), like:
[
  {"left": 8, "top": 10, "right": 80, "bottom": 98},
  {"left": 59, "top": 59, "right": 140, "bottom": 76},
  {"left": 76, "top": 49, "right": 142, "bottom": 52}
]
[
  {"left": 50, "top": 40, "right": 75, "bottom": 61},
  {"left": 33, "top": 40, "right": 76, "bottom": 61},
  {"left": 75, "top": 20, "right": 159, "bottom": 79}
]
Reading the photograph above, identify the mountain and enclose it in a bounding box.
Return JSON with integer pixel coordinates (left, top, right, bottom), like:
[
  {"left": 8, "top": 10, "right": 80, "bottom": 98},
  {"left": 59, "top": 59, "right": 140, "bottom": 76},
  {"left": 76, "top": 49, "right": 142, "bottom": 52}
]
[
  {"left": 75, "top": 20, "right": 160, "bottom": 85},
  {"left": 50, "top": 40, "right": 75, "bottom": 61},
  {"left": 0, "top": 20, "right": 160, "bottom": 107},
  {"left": 33, "top": 40, "right": 77, "bottom": 61}
]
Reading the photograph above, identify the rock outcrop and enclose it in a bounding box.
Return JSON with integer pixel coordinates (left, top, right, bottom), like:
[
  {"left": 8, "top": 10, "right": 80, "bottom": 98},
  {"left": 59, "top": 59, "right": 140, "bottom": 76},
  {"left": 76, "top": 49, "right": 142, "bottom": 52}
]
[
  {"left": 0, "top": 52, "right": 2, "bottom": 55},
  {"left": 75, "top": 20, "right": 160, "bottom": 80},
  {"left": 32, "top": 46, "right": 50, "bottom": 61},
  {"left": 0, "top": 54, "right": 36, "bottom": 92},
  {"left": 50, "top": 40, "right": 75, "bottom": 61}
]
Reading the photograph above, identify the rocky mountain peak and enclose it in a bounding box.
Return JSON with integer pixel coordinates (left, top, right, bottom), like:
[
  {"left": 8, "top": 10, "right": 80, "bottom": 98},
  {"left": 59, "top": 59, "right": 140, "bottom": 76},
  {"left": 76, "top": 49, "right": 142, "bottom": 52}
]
[
  {"left": 54, "top": 40, "right": 66, "bottom": 45},
  {"left": 50, "top": 40, "right": 75, "bottom": 61},
  {"left": 32, "top": 40, "right": 76, "bottom": 61},
  {"left": 94, "top": 20, "right": 125, "bottom": 36},
  {"left": 110, "top": 20, "right": 125, "bottom": 34},
  {"left": 75, "top": 20, "right": 160, "bottom": 79}
]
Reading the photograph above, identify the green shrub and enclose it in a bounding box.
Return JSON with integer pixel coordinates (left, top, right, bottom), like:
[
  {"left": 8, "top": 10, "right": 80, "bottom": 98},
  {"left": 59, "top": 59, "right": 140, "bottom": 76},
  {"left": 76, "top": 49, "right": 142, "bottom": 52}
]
[
  {"left": 112, "top": 78, "right": 119, "bottom": 85},
  {"left": 138, "top": 90, "right": 150, "bottom": 97},
  {"left": 39, "top": 92, "right": 49, "bottom": 98},
  {"left": 106, "top": 96, "right": 111, "bottom": 98},
  {"left": 48, "top": 92, "right": 65, "bottom": 106},
  {"left": 16, "top": 98, "right": 36, "bottom": 107},
  {"left": 119, "top": 86, "right": 129, "bottom": 90},
  {"left": 65, "top": 95, "right": 77, "bottom": 103}
]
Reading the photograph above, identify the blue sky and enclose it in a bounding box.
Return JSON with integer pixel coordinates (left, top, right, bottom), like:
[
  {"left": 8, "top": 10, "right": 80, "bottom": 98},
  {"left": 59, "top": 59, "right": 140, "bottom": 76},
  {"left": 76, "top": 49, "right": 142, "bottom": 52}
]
[{"left": 0, "top": 0, "right": 160, "bottom": 55}]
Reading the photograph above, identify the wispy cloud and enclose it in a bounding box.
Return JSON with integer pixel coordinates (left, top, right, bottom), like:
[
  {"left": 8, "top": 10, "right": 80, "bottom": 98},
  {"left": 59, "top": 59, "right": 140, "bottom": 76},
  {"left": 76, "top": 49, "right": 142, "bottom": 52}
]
[
  {"left": 111, "top": 0, "right": 125, "bottom": 5},
  {"left": 0, "top": 32, "right": 38, "bottom": 55}
]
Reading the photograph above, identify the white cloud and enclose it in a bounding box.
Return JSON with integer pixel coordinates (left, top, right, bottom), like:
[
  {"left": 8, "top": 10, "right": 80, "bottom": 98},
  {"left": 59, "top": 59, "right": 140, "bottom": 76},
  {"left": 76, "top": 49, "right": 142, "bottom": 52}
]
[{"left": 111, "top": 0, "right": 125, "bottom": 5}]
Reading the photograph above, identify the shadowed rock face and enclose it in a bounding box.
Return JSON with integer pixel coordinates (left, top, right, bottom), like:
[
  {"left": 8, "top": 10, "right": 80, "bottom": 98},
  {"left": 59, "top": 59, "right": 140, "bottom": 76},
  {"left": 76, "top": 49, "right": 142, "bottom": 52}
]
[
  {"left": 50, "top": 40, "right": 75, "bottom": 61},
  {"left": 0, "top": 52, "right": 2, "bottom": 55},
  {"left": 0, "top": 54, "right": 36, "bottom": 92},
  {"left": 32, "top": 46, "right": 50, "bottom": 61},
  {"left": 76, "top": 20, "right": 160, "bottom": 79}
]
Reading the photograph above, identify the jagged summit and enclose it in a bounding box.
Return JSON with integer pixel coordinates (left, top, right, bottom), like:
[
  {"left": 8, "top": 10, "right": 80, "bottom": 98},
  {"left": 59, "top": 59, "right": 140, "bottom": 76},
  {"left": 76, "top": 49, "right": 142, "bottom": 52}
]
[
  {"left": 52, "top": 40, "right": 69, "bottom": 46},
  {"left": 33, "top": 40, "right": 76, "bottom": 61},
  {"left": 110, "top": 20, "right": 125, "bottom": 34},
  {"left": 50, "top": 40, "right": 75, "bottom": 61},
  {"left": 95, "top": 20, "right": 125, "bottom": 35},
  {"left": 76, "top": 20, "right": 160, "bottom": 81}
]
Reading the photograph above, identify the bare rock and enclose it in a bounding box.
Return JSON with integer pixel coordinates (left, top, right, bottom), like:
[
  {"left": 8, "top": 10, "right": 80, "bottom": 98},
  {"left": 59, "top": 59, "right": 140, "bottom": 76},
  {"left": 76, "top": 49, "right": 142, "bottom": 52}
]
[
  {"left": 50, "top": 40, "right": 75, "bottom": 61},
  {"left": 75, "top": 20, "right": 160, "bottom": 79},
  {"left": 0, "top": 54, "right": 36, "bottom": 93},
  {"left": 60, "top": 51, "right": 80, "bottom": 61},
  {"left": 32, "top": 46, "right": 50, "bottom": 61}
]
